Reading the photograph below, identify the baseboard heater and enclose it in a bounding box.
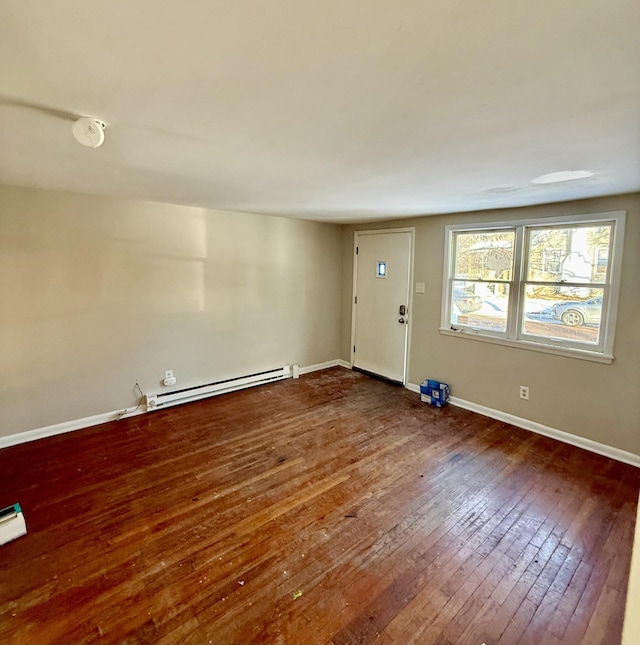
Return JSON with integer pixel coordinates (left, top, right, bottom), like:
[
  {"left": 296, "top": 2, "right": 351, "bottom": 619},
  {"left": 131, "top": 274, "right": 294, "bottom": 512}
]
[{"left": 145, "top": 365, "right": 291, "bottom": 412}]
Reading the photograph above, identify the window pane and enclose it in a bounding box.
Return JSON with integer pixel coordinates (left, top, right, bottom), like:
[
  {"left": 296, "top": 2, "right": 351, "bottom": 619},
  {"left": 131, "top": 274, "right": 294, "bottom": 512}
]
[
  {"left": 527, "top": 224, "right": 611, "bottom": 284},
  {"left": 451, "top": 281, "right": 509, "bottom": 333},
  {"left": 522, "top": 285, "right": 603, "bottom": 345},
  {"left": 454, "top": 231, "right": 514, "bottom": 281}
]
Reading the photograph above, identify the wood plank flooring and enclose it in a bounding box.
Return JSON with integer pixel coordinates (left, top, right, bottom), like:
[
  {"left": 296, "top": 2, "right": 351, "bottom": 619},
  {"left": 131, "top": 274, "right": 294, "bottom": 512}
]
[{"left": 0, "top": 367, "right": 638, "bottom": 644}]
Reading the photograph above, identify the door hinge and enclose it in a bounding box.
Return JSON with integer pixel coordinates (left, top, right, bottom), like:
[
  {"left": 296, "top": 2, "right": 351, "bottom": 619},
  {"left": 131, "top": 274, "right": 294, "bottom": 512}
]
[
  {"left": 354, "top": 295, "right": 357, "bottom": 304},
  {"left": 353, "top": 345, "right": 356, "bottom": 353},
  {"left": 356, "top": 246, "right": 359, "bottom": 255}
]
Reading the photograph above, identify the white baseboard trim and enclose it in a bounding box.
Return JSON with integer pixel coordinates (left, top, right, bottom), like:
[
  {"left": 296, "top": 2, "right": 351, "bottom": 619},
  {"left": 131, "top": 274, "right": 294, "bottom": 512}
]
[
  {"left": 0, "top": 361, "right": 353, "bottom": 451},
  {"left": 406, "top": 383, "right": 639, "bottom": 468},
  {"left": 0, "top": 405, "right": 146, "bottom": 450},
  {"left": 299, "top": 359, "right": 350, "bottom": 375}
]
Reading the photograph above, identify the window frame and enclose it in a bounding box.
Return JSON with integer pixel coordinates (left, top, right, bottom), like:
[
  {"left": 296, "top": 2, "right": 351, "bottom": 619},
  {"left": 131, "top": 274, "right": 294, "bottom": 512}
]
[{"left": 440, "top": 211, "right": 626, "bottom": 364}]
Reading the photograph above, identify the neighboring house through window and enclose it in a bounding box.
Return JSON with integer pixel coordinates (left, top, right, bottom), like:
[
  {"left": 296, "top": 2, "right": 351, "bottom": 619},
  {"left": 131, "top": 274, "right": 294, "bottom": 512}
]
[{"left": 441, "top": 212, "right": 626, "bottom": 362}]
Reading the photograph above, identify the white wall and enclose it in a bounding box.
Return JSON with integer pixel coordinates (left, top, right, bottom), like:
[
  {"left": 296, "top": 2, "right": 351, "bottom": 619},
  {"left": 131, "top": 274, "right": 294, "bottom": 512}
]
[
  {"left": 0, "top": 185, "right": 343, "bottom": 437},
  {"left": 341, "top": 194, "right": 640, "bottom": 456}
]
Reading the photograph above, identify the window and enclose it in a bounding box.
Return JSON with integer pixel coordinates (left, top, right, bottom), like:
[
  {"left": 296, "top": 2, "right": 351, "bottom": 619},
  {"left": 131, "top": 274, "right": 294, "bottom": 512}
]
[
  {"left": 594, "top": 247, "right": 608, "bottom": 277},
  {"left": 441, "top": 212, "right": 625, "bottom": 362},
  {"left": 542, "top": 248, "right": 563, "bottom": 274}
]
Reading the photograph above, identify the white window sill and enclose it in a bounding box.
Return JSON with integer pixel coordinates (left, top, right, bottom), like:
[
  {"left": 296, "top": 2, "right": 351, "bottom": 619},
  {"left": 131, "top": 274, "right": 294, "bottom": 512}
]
[{"left": 439, "top": 327, "right": 614, "bottom": 364}]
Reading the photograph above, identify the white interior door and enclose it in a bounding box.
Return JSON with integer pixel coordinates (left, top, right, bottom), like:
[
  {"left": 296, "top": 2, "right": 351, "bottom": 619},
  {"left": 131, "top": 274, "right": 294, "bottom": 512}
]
[{"left": 352, "top": 230, "right": 412, "bottom": 383}]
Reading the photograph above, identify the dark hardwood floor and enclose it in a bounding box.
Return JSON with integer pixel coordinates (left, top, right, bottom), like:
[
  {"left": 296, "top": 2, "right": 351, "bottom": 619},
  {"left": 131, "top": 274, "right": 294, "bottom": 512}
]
[{"left": 0, "top": 367, "right": 638, "bottom": 645}]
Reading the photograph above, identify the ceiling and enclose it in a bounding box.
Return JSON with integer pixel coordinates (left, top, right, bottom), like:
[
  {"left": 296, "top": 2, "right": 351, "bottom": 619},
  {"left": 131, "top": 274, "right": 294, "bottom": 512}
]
[{"left": 0, "top": 0, "right": 638, "bottom": 223}]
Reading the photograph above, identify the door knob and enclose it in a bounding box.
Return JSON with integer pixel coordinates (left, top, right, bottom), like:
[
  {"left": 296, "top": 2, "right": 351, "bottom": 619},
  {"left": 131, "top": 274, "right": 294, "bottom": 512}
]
[{"left": 398, "top": 318, "right": 406, "bottom": 324}]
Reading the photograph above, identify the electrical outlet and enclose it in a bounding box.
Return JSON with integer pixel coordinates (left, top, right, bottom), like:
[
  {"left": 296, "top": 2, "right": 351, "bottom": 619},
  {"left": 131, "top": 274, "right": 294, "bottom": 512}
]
[
  {"left": 164, "top": 370, "right": 174, "bottom": 379},
  {"left": 163, "top": 376, "right": 177, "bottom": 387},
  {"left": 519, "top": 385, "right": 529, "bottom": 400}
]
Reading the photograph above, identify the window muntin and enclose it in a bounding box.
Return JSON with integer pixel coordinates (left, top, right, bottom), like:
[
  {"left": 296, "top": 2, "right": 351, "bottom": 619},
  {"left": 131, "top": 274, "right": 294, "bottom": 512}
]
[{"left": 443, "top": 213, "right": 624, "bottom": 360}]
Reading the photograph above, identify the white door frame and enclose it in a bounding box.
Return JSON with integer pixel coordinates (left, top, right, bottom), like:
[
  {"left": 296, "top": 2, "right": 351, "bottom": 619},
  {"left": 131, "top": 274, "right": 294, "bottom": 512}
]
[{"left": 350, "top": 227, "right": 415, "bottom": 385}]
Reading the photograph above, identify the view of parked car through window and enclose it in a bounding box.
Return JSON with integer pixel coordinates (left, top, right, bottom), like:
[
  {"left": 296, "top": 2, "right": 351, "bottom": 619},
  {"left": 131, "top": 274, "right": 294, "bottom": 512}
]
[{"left": 449, "top": 222, "right": 613, "bottom": 347}]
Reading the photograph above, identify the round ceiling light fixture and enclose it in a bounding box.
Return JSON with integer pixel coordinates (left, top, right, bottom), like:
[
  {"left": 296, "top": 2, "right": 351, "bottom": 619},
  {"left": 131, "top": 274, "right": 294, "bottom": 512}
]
[
  {"left": 531, "top": 170, "right": 594, "bottom": 184},
  {"left": 72, "top": 117, "right": 106, "bottom": 148}
]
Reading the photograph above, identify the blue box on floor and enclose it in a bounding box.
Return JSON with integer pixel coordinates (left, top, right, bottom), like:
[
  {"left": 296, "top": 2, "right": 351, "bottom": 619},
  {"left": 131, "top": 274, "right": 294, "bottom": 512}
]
[{"left": 420, "top": 379, "right": 450, "bottom": 407}]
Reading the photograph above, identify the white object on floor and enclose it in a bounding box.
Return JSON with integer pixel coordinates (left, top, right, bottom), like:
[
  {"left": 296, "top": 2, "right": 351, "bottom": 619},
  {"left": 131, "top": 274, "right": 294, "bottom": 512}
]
[{"left": 0, "top": 503, "right": 27, "bottom": 546}]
